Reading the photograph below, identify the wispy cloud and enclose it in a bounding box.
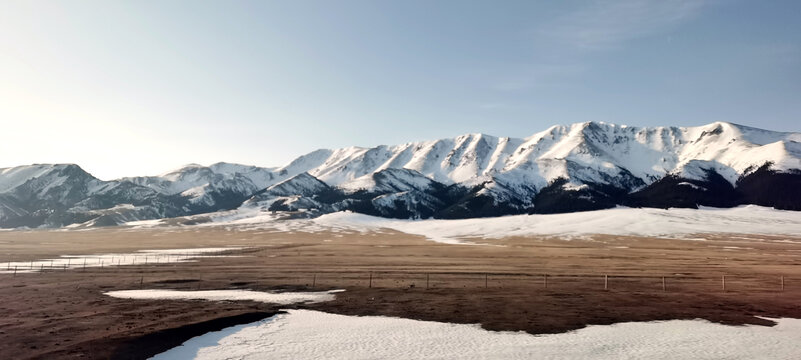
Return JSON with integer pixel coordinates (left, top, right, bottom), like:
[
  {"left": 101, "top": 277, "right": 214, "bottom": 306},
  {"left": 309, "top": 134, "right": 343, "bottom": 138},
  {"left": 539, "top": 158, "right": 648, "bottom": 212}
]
[{"left": 538, "top": 0, "right": 709, "bottom": 50}]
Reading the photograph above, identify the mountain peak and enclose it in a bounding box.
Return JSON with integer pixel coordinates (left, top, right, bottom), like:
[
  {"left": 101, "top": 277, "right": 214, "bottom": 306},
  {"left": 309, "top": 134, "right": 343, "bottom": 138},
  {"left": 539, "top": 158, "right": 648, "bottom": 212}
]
[{"left": 0, "top": 163, "right": 94, "bottom": 194}]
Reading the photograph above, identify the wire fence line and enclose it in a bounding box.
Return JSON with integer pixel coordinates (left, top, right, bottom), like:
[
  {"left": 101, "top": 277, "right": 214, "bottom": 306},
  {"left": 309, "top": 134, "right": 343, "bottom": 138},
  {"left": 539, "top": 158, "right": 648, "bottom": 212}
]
[
  {"left": 227, "top": 271, "right": 790, "bottom": 293},
  {"left": 38, "top": 266, "right": 790, "bottom": 293},
  {"left": 1, "top": 248, "right": 248, "bottom": 275},
  {"left": 2, "top": 248, "right": 792, "bottom": 293}
]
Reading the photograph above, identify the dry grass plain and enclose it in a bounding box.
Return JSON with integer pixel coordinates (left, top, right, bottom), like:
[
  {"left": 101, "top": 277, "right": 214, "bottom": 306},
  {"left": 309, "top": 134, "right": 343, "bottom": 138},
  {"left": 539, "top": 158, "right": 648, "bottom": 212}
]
[{"left": 2, "top": 226, "right": 801, "bottom": 359}]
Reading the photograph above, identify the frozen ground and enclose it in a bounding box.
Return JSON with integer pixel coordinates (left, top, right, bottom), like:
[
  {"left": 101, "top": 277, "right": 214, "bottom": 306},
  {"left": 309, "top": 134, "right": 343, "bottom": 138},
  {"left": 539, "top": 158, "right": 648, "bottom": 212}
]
[
  {"left": 0, "top": 247, "right": 244, "bottom": 274},
  {"left": 151, "top": 309, "right": 801, "bottom": 360},
  {"left": 104, "top": 289, "right": 343, "bottom": 305}
]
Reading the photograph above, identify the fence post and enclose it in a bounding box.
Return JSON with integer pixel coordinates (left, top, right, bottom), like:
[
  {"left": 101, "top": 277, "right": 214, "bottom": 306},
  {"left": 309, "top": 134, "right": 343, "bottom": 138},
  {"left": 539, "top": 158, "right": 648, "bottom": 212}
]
[
  {"left": 604, "top": 275, "right": 608, "bottom": 290},
  {"left": 781, "top": 276, "right": 785, "bottom": 291},
  {"left": 369, "top": 272, "right": 372, "bottom": 288},
  {"left": 722, "top": 275, "right": 726, "bottom": 292},
  {"left": 662, "top": 276, "right": 666, "bottom": 292},
  {"left": 544, "top": 274, "right": 548, "bottom": 289}
]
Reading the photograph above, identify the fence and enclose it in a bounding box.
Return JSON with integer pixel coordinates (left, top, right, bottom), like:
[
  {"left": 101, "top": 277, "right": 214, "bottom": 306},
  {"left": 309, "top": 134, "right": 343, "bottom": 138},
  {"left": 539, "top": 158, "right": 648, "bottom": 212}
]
[
  {"left": 1, "top": 248, "right": 248, "bottom": 275},
  {"left": 231, "top": 271, "right": 790, "bottom": 293},
  {"left": 2, "top": 248, "right": 793, "bottom": 294}
]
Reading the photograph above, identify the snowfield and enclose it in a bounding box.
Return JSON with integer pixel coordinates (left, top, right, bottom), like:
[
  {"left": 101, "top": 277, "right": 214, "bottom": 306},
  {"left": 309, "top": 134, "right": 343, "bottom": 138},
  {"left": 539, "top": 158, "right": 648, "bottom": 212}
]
[
  {"left": 310, "top": 206, "right": 801, "bottom": 243},
  {"left": 130, "top": 205, "right": 801, "bottom": 244},
  {"left": 151, "top": 310, "right": 801, "bottom": 360}
]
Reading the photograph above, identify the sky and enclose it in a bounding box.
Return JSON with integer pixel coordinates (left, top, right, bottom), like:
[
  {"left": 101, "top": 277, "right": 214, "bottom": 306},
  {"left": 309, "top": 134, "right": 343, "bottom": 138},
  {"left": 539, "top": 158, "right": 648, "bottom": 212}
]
[{"left": 1, "top": 0, "right": 800, "bottom": 180}]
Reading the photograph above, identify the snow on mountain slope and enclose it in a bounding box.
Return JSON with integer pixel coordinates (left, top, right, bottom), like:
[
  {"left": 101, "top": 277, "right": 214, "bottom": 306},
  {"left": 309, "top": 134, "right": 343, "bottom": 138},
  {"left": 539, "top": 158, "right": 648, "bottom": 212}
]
[
  {"left": 241, "top": 172, "right": 334, "bottom": 210},
  {"left": 123, "top": 162, "right": 290, "bottom": 211},
  {"left": 284, "top": 121, "right": 799, "bottom": 191},
  {"left": 125, "top": 163, "right": 267, "bottom": 196},
  {"left": 676, "top": 122, "right": 801, "bottom": 182},
  {"left": 340, "top": 168, "right": 443, "bottom": 193},
  {"left": 261, "top": 172, "right": 331, "bottom": 198},
  {"left": 0, "top": 164, "right": 187, "bottom": 228},
  {"left": 0, "top": 164, "right": 99, "bottom": 194},
  {"left": 274, "top": 149, "right": 334, "bottom": 177},
  {"left": 208, "top": 162, "right": 279, "bottom": 189}
]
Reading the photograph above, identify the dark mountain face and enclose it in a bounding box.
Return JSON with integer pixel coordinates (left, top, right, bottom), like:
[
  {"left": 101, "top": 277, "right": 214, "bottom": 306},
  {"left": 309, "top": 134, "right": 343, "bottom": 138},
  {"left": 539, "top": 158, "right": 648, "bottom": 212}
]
[
  {"left": 434, "top": 181, "right": 531, "bottom": 219},
  {"left": 624, "top": 170, "right": 739, "bottom": 209},
  {"left": 737, "top": 164, "right": 801, "bottom": 211},
  {"left": 0, "top": 164, "right": 101, "bottom": 227},
  {"left": 531, "top": 179, "right": 626, "bottom": 214}
]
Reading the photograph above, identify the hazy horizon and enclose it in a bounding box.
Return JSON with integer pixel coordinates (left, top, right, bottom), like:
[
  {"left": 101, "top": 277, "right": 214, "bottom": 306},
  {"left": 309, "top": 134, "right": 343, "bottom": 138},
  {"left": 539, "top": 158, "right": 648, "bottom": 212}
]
[{"left": 2, "top": 1, "right": 800, "bottom": 179}]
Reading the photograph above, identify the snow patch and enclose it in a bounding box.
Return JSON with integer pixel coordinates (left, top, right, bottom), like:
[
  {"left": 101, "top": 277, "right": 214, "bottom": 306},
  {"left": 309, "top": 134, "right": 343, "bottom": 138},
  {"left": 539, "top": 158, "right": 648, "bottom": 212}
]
[
  {"left": 677, "top": 182, "right": 705, "bottom": 190},
  {"left": 151, "top": 310, "right": 801, "bottom": 360},
  {"left": 104, "top": 289, "right": 342, "bottom": 305}
]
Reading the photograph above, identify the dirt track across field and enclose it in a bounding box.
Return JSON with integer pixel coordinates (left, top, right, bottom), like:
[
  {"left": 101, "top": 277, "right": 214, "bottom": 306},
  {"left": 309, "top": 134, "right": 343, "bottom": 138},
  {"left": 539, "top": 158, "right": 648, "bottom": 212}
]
[{"left": 2, "top": 227, "right": 801, "bottom": 359}]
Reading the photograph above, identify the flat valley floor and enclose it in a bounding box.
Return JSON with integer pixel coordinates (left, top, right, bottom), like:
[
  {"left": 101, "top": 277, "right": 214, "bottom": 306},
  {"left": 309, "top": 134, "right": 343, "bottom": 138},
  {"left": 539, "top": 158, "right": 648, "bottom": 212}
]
[{"left": 2, "top": 227, "right": 801, "bottom": 359}]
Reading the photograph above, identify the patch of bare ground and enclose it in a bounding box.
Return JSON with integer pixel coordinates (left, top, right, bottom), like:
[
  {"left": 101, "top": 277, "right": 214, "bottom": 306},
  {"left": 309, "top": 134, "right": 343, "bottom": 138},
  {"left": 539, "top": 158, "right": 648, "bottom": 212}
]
[{"left": 1, "top": 228, "right": 801, "bottom": 359}]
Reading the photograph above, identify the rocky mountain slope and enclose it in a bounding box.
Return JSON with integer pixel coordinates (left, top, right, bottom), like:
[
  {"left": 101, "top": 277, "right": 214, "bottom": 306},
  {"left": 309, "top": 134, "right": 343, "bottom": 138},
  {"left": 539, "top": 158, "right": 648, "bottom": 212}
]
[{"left": 1, "top": 121, "right": 799, "bottom": 228}]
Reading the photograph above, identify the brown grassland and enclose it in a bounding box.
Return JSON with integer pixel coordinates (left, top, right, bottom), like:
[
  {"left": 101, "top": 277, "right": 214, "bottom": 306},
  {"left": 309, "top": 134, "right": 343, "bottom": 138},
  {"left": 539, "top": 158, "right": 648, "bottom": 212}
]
[{"left": 1, "top": 227, "right": 801, "bottom": 359}]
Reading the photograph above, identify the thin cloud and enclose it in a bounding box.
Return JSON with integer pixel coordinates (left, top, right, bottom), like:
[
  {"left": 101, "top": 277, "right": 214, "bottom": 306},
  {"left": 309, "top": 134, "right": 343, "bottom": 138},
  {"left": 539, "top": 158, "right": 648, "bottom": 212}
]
[{"left": 538, "top": 0, "right": 709, "bottom": 50}]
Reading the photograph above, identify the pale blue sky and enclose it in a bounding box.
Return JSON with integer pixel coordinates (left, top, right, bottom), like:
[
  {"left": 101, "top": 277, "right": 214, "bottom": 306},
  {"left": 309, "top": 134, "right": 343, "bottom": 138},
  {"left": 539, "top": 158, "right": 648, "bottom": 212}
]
[{"left": 1, "top": 0, "right": 800, "bottom": 179}]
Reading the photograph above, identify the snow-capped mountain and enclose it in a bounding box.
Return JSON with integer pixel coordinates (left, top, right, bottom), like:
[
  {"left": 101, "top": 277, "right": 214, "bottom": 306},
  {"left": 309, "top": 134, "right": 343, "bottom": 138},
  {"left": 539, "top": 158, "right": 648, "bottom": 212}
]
[
  {"left": 0, "top": 164, "right": 184, "bottom": 228},
  {"left": 289, "top": 121, "right": 799, "bottom": 189},
  {"left": 122, "top": 162, "right": 283, "bottom": 211},
  {"left": 1, "top": 121, "right": 799, "bottom": 228}
]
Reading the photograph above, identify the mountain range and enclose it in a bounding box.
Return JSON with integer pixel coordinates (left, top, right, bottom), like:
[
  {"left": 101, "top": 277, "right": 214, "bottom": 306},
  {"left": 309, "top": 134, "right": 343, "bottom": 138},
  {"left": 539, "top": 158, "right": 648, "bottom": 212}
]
[{"left": 1, "top": 121, "right": 799, "bottom": 229}]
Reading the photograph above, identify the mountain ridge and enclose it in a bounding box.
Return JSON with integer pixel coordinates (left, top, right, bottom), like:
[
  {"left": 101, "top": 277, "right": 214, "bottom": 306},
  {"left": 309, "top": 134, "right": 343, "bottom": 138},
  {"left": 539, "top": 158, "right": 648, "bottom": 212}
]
[{"left": 2, "top": 121, "right": 799, "bottom": 228}]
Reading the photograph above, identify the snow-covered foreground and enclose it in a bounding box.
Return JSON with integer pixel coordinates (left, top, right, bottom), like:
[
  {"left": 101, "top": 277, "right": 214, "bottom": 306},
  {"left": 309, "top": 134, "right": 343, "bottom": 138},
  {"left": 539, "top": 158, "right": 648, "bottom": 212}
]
[
  {"left": 105, "top": 289, "right": 343, "bottom": 305},
  {"left": 0, "top": 247, "right": 243, "bottom": 274},
  {"left": 152, "top": 310, "right": 801, "bottom": 360}
]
